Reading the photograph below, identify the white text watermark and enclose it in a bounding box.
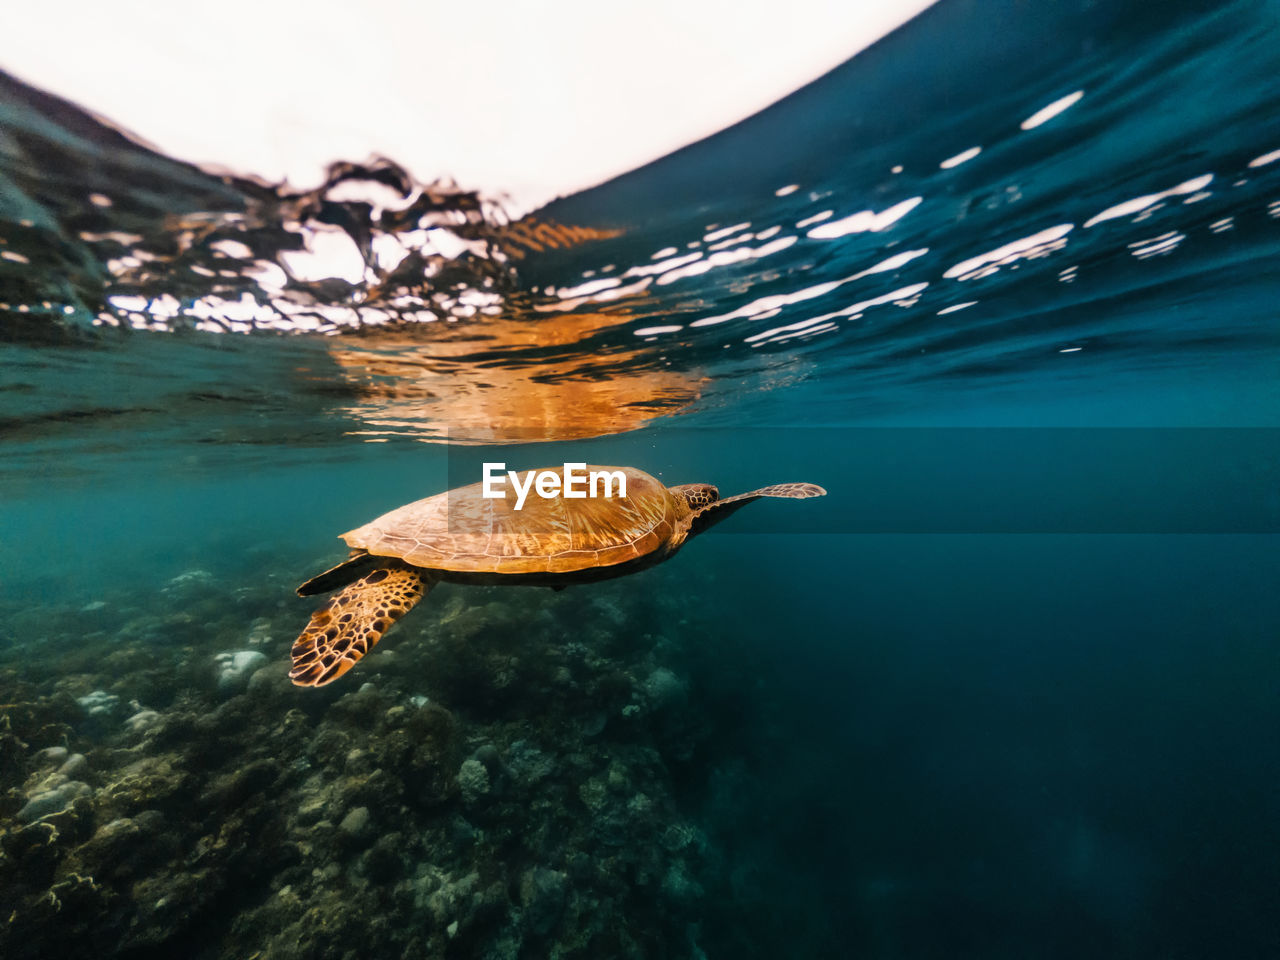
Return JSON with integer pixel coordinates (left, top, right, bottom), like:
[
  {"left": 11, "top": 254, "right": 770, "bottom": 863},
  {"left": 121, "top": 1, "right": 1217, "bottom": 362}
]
[{"left": 482, "top": 462, "right": 627, "bottom": 510}]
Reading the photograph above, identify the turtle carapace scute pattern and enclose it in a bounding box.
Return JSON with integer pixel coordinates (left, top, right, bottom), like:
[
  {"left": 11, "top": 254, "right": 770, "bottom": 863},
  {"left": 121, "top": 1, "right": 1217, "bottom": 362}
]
[{"left": 290, "top": 466, "right": 825, "bottom": 687}]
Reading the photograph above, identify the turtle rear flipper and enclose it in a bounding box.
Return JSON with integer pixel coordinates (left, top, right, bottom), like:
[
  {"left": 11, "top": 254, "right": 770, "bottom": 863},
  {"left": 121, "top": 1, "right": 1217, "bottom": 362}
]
[
  {"left": 290, "top": 567, "right": 431, "bottom": 687},
  {"left": 689, "top": 482, "right": 826, "bottom": 536}
]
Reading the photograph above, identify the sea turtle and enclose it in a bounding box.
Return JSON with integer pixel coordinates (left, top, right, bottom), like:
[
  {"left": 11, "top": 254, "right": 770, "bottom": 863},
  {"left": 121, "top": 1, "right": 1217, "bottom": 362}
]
[{"left": 289, "top": 466, "right": 825, "bottom": 687}]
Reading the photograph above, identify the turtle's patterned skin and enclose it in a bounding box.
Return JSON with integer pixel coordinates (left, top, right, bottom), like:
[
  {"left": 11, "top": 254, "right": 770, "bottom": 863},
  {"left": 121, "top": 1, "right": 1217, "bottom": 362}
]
[
  {"left": 288, "top": 568, "right": 424, "bottom": 687},
  {"left": 289, "top": 466, "right": 825, "bottom": 687}
]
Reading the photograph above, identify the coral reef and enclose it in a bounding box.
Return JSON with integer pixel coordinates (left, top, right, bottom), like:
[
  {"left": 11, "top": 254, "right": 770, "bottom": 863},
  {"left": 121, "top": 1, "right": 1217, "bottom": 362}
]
[{"left": 0, "top": 555, "right": 765, "bottom": 959}]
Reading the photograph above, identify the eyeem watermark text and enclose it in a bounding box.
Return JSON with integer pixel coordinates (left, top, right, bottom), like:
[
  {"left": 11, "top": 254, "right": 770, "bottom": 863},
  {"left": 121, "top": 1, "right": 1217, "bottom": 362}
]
[{"left": 482, "top": 463, "right": 627, "bottom": 510}]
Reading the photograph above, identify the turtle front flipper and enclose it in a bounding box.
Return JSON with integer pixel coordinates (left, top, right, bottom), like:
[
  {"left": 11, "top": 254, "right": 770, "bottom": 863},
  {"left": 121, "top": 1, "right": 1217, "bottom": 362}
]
[
  {"left": 290, "top": 567, "right": 432, "bottom": 687},
  {"left": 296, "top": 551, "right": 382, "bottom": 597},
  {"left": 688, "top": 482, "right": 826, "bottom": 536}
]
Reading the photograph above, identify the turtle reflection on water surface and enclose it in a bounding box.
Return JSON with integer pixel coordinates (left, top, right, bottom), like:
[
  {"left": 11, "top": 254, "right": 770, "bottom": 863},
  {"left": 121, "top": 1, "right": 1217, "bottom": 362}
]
[{"left": 289, "top": 466, "right": 826, "bottom": 687}]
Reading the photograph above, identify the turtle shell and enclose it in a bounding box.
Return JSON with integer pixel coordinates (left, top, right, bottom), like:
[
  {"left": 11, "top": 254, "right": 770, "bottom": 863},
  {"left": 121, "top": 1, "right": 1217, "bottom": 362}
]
[{"left": 340, "top": 465, "right": 679, "bottom": 575}]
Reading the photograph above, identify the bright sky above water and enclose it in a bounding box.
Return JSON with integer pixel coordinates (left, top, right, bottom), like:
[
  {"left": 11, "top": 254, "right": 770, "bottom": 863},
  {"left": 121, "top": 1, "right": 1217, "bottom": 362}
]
[{"left": 5, "top": 0, "right": 937, "bottom": 210}]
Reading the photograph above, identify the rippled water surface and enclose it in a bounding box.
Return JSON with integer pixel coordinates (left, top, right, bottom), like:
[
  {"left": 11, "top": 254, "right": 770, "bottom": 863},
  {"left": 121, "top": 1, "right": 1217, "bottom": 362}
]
[{"left": 2, "top": 0, "right": 1278, "bottom": 957}]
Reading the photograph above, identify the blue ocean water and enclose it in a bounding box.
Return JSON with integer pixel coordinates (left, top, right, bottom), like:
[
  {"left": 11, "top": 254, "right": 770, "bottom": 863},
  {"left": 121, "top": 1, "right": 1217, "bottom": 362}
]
[{"left": 1, "top": 0, "right": 1278, "bottom": 957}]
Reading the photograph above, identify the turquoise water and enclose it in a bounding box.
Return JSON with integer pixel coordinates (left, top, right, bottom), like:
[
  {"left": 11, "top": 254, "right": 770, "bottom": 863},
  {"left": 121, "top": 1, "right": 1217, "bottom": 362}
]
[{"left": 2, "top": 0, "right": 1279, "bottom": 957}]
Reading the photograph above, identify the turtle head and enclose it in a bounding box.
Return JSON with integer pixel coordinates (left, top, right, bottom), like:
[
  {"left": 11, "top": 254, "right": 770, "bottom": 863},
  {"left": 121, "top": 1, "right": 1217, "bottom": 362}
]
[{"left": 669, "top": 483, "right": 719, "bottom": 519}]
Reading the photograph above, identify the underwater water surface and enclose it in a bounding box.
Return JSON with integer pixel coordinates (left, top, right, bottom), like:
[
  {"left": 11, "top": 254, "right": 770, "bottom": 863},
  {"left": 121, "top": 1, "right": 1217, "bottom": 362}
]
[{"left": 2, "top": 0, "right": 1279, "bottom": 957}]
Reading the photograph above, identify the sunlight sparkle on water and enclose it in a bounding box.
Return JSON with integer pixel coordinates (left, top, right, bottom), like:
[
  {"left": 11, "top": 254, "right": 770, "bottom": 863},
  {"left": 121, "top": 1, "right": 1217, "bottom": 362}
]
[
  {"left": 1084, "top": 174, "right": 1214, "bottom": 228},
  {"left": 1020, "top": 90, "right": 1085, "bottom": 130},
  {"left": 807, "top": 197, "right": 923, "bottom": 238},
  {"left": 944, "top": 224, "right": 1074, "bottom": 280},
  {"left": 940, "top": 146, "right": 981, "bottom": 169}
]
